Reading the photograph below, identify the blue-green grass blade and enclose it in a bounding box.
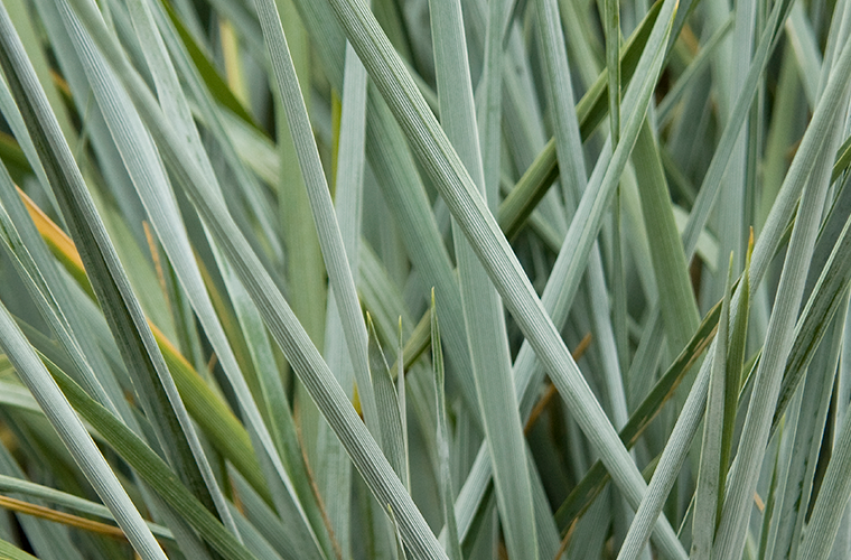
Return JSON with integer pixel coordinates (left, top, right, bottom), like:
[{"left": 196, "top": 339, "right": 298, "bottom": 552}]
[
  {"left": 793, "top": 358, "right": 851, "bottom": 560},
  {"left": 324, "top": 0, "right": 693, "bottom": 556},
  {"left": 429, "top": 0, "right": 538, "bottom": 555}
]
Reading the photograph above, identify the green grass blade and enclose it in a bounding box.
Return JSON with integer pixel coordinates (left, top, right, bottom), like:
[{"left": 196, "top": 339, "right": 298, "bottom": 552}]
[
  {"left": 368, "top": 315, "right": 408, "bottom": 485},
  {"left": 832, "top": 134, "right": 851, "bottom": 181},
  {"left": 633, "top": 119, "right": 701, "bottom": 367},
  {"left": 158, "top": 0, "right": 259, "bottom": 130},
  {"left": 720, "top": 238, "right": 752, "bottom": 509},
  {"left": 75, "top": 0, "right": 343, "bottom": 550},
  {"left": 0, "top": 538, "right": 41, "bottom": 560}
]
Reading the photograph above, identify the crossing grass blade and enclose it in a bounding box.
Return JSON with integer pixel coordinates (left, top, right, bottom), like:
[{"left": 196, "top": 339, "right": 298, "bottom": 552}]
[{"left": 689, "top": 256, "right": 733, "bottom": 560}]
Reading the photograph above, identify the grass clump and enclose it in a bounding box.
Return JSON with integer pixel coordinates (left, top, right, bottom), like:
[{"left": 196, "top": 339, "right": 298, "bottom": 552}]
[{"left": 0, "top": 0, "right": 849, "bottom": 557}]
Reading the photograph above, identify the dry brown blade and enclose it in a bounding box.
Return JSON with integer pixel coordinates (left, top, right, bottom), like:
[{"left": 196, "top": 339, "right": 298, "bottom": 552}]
[{"left": 0, "top": 494, "right": 131, "bottom": 541}]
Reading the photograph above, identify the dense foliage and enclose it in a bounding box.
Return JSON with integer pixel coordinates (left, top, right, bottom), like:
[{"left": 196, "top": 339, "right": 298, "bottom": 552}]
[{"left": 0, "top": 0, "right": 849, "bottom": 557}]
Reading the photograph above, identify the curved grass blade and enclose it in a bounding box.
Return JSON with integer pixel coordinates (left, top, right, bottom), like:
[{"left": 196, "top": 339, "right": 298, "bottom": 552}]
[{"left": 534, "top": 0, "right": 637, "bottom": 550}]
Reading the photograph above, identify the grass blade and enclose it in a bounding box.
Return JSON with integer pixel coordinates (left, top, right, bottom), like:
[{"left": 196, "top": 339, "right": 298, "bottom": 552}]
[
  {"left": 689, "top": 256, "right": 733, "bottom": 560},
  {"left": 430, "top": 294, "right": 463, "bottom": 560},
  {"left": 429, "top": 0, "right": 538, "bottom": 555}
]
